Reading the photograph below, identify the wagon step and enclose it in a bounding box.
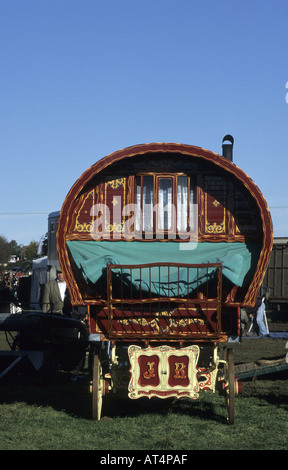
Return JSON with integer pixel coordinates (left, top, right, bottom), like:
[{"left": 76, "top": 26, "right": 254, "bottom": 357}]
[{"left": 234, "top": 357, "right": 288, "bottom": 380}]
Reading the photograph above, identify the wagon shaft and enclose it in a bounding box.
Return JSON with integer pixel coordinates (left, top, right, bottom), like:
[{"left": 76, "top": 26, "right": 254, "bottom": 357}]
[{"left": 235, "top": 358, "right": 288, "bottom": 380}]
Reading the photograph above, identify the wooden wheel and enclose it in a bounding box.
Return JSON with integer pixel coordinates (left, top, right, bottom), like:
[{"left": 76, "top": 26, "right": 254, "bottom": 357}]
[
  {"left": 91, "top": 355, "right": 103, "bottom": 420},
  {"left": 223, "top": 347, "right": 235, "bottom": 425}
]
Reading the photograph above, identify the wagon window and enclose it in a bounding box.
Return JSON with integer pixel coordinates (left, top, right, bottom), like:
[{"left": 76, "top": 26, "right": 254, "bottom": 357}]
[
  {"left": 143, "top": 175, "right": 154, "bottom": 230},
  {"left": 177, "top": 175, "right": 188, "bottom": 231},
  {"left": 135, "top": 173, "right": 196, "bottom": 237},
  {"left": 158, "top": 178, "right": 173, "bottom": 230},
  {"left": 135, "top": 175, "right": 154, "bottom": 231}
]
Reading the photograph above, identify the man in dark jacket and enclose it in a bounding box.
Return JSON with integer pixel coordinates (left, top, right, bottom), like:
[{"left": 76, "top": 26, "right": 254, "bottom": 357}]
[{"left": 42, "top": 266, "right": 71, "bottom": 315}]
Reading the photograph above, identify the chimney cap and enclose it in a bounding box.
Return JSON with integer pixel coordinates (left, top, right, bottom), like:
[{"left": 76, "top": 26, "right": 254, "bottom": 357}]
[
  {"left": 222, "top": 134, "right": 234, "bottom": 161},
  {"left": 222, "top": 134, "right": 234, "bottom": 146}
]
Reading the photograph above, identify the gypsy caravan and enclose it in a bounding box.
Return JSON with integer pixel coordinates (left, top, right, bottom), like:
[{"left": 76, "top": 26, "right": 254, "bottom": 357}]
[{"left": 57, "top": 139, "right": 273, "bottom": 423}]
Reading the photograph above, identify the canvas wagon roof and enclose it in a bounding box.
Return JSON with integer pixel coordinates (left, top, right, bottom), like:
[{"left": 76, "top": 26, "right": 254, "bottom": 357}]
[{"left": 57, "top": 142, "right": 273, "bottom": 307}]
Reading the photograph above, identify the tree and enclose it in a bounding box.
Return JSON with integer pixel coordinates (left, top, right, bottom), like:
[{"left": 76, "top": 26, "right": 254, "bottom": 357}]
[
  {"left": 9, "top": 239, "right": 23, "bottom": 259},
  {"left": 22, "top": 241, "right": 39, "bottom": 261},
  {"left": 0, "top": 235, "right": 13, "bottom": 264},
  {"left": 41, "top": 233, "right": 48, "bottom": 256}
]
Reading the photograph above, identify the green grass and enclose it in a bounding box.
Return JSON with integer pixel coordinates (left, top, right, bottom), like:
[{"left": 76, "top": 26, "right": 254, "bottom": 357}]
[{"left": 0, "top": 325, "right": 287, "bottom": 451}]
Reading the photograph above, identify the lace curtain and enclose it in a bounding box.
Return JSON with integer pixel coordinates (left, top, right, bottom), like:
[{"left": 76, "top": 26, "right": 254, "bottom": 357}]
[{"left": 136, "top": 175, "right": 195, "bottom": 234}]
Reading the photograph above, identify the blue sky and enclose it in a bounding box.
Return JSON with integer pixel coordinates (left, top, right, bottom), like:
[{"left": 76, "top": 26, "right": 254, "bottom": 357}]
[{"left": 1, "top": 0, "right": 288, "bottom": 246}]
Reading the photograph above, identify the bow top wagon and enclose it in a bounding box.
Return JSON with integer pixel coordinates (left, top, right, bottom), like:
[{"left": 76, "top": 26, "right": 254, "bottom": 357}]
[{"left": 56, "top": 138, "right": 273, "bottom": 423}]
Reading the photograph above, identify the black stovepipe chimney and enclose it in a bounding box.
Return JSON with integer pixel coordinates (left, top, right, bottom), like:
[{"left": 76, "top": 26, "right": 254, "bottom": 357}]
[{"left": 222, "top": 134, "right": 234, "bottom": 161}]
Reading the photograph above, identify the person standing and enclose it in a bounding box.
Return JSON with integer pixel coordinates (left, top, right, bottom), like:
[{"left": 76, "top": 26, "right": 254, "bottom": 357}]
[
  {"left": 255, "top": 296, "right": 268, "bottom": 336},
  {"left": 246, "top": 297, "right": 268, "bottom": 337},
  {"left": 42, "top": 266, "right": 71, "bottom": 315}
]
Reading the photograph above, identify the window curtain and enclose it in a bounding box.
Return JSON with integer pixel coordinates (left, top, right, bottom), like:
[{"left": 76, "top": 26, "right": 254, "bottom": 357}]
[
  {"left": 136, "top": 174, "right": 195, "bottom": 234},
  {"left": 177, "top": 176, "right": 188, "bottom": 232},
  {"left": 135, "top": 179, "right": 142, "bottom": 232},
  {"left": 158, "top": 178, "right": 172, "bottom": 230},
  {"left": 189, "top": 178, "right": 196, "bottom": 232},
  {"left": 142, "top": 175, "right": 154, "bottom": 231}
]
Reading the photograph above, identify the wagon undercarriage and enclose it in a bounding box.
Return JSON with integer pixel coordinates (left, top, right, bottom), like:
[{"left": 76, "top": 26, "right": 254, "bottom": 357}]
[
  {"left": 88, "top": 262, "right": 241, "bottom": 424},
  {"left": 89, "top": 341, "right": 240, "bottom": 425}
]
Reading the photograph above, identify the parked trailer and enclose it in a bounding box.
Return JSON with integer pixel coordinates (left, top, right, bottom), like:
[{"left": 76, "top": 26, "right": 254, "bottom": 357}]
[
  {"left": 56, "top": 138, "right": 273, "bottom": 424},
  {"left": 29, "top": 211, "right": 61, "bottom": 311},
  {"left": 0, "top": 209, "right": 90, "bottom": 384},
  {"left": 0, "top": 312, "right": 88, "bottom": 383},
  {"left": 261, "top": 237, "right": 288, "bottom": 316}
]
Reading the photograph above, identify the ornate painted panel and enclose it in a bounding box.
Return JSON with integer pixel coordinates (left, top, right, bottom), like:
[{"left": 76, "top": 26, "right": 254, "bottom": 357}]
[
  {"left": 128, "top": 344, "right": 200, "bottom": 399},
  {"left": 204, "top": 175, "right": 228, "bottom": 236}
]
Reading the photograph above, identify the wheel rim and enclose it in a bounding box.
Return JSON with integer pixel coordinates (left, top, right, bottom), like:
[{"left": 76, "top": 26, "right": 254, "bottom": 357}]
[
  {"left": 92, "top": 355, "right": 103, "bottom": 420},
  {"left": 224, "top": 347, "right": 235, "bottom": 424}
]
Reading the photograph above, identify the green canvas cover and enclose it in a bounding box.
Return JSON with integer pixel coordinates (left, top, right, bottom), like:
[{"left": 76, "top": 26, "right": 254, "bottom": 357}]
[{"left": 66, "top": 240, "right": 260, "bottom": 297}]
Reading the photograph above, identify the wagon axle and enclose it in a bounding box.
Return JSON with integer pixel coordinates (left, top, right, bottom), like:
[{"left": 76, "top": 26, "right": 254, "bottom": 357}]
[{"left": 90, "top": 344, "right": 241, "bottom": 424}]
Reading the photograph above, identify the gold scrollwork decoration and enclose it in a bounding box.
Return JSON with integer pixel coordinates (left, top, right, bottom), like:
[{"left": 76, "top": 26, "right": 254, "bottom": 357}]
[
  {"left": 205, "top": 221, "right": 225, "bottom": 234},
  {"left": 117, "top": 317, "right": 205, "bottom": 333},
  {"left": 105, "top": 221, "right": 125, "bottom": 233},
  {"left": 106, "top": 178, "right": 125, "bottom": 189},
  {"left": 74, "top": 221, "right": 93, "bottom": 233}
]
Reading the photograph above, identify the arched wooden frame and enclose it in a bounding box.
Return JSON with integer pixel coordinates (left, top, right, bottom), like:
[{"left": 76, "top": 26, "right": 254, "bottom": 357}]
[{"left": 57, "top": 143, "right": 273, "bottom": 308}]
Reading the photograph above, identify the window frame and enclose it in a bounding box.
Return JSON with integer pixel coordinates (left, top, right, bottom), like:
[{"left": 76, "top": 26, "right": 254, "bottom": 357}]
[{"left": 135, "top": 173, "right": 196, "bottom": 239}]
